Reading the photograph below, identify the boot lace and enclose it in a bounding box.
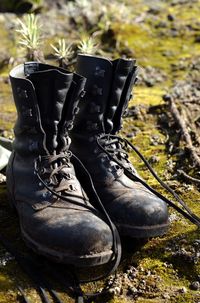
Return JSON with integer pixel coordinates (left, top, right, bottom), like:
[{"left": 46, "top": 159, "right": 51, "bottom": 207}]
[
  {"left": 96, "top": 134, "right": 200, "bottom": 228},
  {"left": 34, "top": 151, "right": 89, "bottom": 204},
  {"left": 34, "top": 149, "right": 121, "bottom": 287}
]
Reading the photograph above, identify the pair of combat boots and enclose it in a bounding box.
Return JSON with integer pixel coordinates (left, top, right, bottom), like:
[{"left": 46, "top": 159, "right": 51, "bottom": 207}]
[{"left": 6, "top": 55, "right": 169, "bottom": 271}]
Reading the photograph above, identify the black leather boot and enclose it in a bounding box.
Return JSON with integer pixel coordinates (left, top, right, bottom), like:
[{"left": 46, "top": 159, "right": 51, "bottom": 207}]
[
  {"left": 70, "top": 54, "right": 169, "bottom": 238},
  {"left": 6, "top": 62, "right": 121, "bottom": 266}
]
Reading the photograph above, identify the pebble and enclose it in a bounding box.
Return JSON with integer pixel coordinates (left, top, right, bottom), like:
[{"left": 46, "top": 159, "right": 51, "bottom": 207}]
[
  {"left": 190, "top": 281, "right": 200, "bottom": 291},
  {"left": 148, "top": 155, "right": 160, "bottom": 164},
  {"left": 127, "top": 286, "right": 138, "bottom": 295},
  {"left": 155, "top": 21, "right": 168, "bottom": 28},
  {"left": 113, "top": 286, "right": 121, "bottom": 295},
  {"left": 179, "top": 287, "right": 187, "bottom": 293},
  {"left": 108, "top": 286, "right": 121, "bottom": 295},
  {"left": 167, "top": 14, "right": 175, "bottom": 21},
  {"left": 162, "top": 293, "right": 170, "bottom": 299},
  {"left": 159, "top": 113, "right": 169, "bottom": 125},
  {"left": 126, "top": 106, "right": 140, "bottom": 118},
  {"left": 169, "top": 213, "right": 179, "bottom": 224},
  {"left": 162, "top": 94, "right": 172, "bottom": 102},
  {"left": 0, "top": 252, "right": 14, "bottom": 266},
  {"left": 194, "top": 35, "right": 200, "bottom": 43},
  {"left": 147, "top": 7, "right": 161, "bottom": 15},
  {"left": 0, "top": 173, "right": 6, "bottom": 184},
  {"left": 126, "top": 132, "right": 135, "bottom": 138}
]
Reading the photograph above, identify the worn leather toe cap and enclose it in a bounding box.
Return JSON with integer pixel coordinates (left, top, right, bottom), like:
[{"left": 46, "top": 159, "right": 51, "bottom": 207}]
[
  {"left": 19, "top": 203, "right": 113, "bottom": 259},
  {"left": 106, "top": 185, "right": 169, "bottom": 228}
]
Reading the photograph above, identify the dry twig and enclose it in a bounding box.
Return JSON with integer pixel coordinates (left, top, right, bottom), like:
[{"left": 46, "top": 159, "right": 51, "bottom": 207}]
[
  {"left": 169, "top": 98, "right": 200, "bottom": 168},
  {"left": 177, "top": 169, "right": 200, "bottom": 185}
]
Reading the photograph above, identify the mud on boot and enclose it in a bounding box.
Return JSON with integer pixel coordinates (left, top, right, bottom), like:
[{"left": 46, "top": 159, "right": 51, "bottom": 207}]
[
  {"left": 70, "top": 54, "right": 169, "bottom": 238},
  {"left": 6, "top": 62, "right": 121, "bottom": 267}
]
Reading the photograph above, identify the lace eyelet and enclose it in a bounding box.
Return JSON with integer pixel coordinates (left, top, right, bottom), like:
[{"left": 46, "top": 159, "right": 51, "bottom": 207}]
[
  {"left": 89, "top": 103, "right": 101, "bottom": 114},
  {"left": 17, "top": 87, "right": 28, "bottom": 99},
  {"left": 65, "top": 173, "right": 71, "bottom": 180},
  {"left": 45, "top": 178, "right": 53, "bottom": 186},
  {"left": 69, "top": 184, "right": 76, "bottom": 191},
  {"left": 129, "top": 93, "right": 133, "bottom": 101},
  {"left": 94, "top": 66, "right": 105, "bottom": 77},
  {"left": 22, "top": 107, "right": 33, "bottom": 117},
  {"left": 92, "top": 84, "right": 103, "bottom": 96},
  {"left": 86, "top": 121, "right": 99, "bottom": 131},
  {"left": 42, "top": 191, "right": 51, "bottom": 199},
  {"left": 94, "top": 148, "right": 99, "bottom": 154},
  {"left": 29, "top": 140, "right": 38, "bottom": 152},
  {"left": 62, "top": 158, "right": 67, "bottom": 164},
  {"left": 74, "top": 107, "right": 79, "bottom": 115},
  {"left": 68, "top": 123, "right": 73, "bottom": 130},
  {"left": 40, "top": 167, "right": 45, "bottom": 175}
]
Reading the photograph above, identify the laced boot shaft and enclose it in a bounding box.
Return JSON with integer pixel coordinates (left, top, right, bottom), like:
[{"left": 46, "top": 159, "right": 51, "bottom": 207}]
[
  {"left": 7, "top": 62, "right": 119, "bottom": 266},
  {"left": 72, "top": 55, "right": 137, "bottom": 135},
  {"left": 70, "top": 54, "right": 169, "bottom": 238},
  {"left": 71, "top": 55, "right": 138, "bottom": 179}
]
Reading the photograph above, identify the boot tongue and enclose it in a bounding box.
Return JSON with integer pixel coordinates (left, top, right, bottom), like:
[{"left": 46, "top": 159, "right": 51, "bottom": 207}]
[
  {"left": 57, "top": 73, "right": 86, "bottom": 152},
  {"left": 112, "top": 63, "right": 137, "bottom": 134},
  {"left": 105, "top": 58, "right": 135, "bottom": 133},
  {"left": 25, "top": 63, "right": 73, "bottom": 153}
]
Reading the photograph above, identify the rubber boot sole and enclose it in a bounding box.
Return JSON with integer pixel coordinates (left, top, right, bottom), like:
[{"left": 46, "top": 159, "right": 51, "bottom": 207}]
[
  {"left": 116, "top": 222, "right": 169, "bottom": 238},
  {"left": 7, "top": 192, "right": 114, "bottom": 267},
  {"left": 21, "top": 228, "right": 113, "bottom": 267}
]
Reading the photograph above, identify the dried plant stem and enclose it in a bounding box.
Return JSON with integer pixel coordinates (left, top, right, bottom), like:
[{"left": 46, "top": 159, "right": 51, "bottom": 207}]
[
  {"left": 183, "top": 106, "right": 200, "bottom": 146},
  {"left": 177, "top": 169, "right": 200, "bottom": 185},
  {"left": 169, "top": 98, "right": 200, "bottom": 168},
  {"left": 29, "top": 49, "right": 45, "bottom": 62}
]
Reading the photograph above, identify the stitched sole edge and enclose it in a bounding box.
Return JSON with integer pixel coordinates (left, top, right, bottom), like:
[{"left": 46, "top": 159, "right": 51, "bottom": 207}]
[
  {"left": 116, "top": 222, "right": 169, "bottom": 238},
  {"left": 21, "top": 228, "right": 114, "bottom": 267},
  {"left": 8, "top": 193, "right": 114, "bottom": 267}
]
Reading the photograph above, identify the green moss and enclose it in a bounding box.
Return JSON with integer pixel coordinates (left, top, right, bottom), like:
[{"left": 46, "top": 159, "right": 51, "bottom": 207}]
[
  {"left": 112, "top": 0, "right": 200, "bottom": 87},
  {"left": 131, "top": 86, "right": 165, "bottom": 107},
  {"left": 110, "top": 298, "right": 131, "bottom": 303},
  {"left": 0, "top": 82, "right": 16, "bottom": 135},
  {"left": 0, "top": 23, "right": 16, "bottom": 76}
]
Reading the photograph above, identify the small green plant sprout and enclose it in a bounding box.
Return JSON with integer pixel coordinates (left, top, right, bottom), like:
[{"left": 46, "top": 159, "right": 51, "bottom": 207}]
[
  {"left": 51, "top": 39, "right": 74, "bottom": 68},
  {"left": 16, "top": 13, "right": 44, "bottom": 62},
  {"left": 78, "top": 36, "right": 98, "bottom": 55},
  {"left": 97, "top": 2, "right": 132, "bottom": 39}
]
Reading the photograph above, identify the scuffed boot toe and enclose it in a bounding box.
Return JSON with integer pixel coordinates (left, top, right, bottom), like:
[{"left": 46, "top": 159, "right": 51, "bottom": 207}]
[
  {"left": 20, "top": 204, "right": 115, "bottom": 266},
  {"left": 107, "top": 189, "right": 169, "bottom": 238}
]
